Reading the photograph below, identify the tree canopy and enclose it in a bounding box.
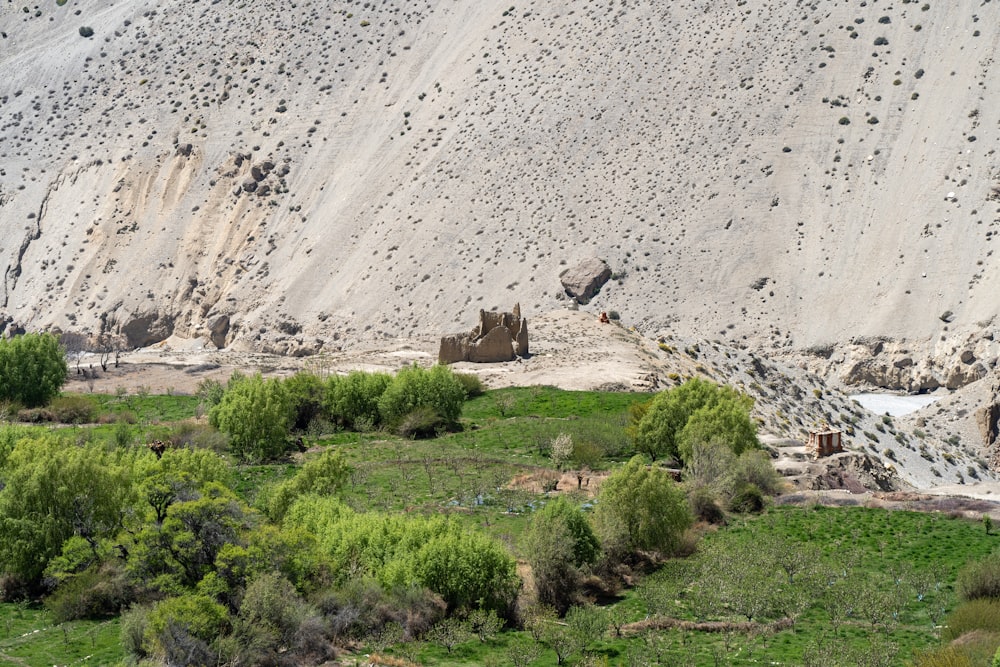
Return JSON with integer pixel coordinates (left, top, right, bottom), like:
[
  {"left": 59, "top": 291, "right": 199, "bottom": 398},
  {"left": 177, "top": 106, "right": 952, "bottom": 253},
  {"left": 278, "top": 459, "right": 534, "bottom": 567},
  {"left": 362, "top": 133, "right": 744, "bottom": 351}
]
[
  {"left": 632, "top": 377, "right": 758, "bottom": 463},
  {"left": 0, "top": 332, "right": 67, "bottom": 407},
  {"left": 593, "top": 456, "right": 692, "bottom": 558}
]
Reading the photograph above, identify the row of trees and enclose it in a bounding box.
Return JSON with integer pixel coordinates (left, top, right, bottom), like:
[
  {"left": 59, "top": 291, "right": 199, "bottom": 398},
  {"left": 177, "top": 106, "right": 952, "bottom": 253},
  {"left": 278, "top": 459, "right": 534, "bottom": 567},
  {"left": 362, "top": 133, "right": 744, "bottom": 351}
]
[{"left": 206, "top": 365, "right": 472, "bottom": 461}]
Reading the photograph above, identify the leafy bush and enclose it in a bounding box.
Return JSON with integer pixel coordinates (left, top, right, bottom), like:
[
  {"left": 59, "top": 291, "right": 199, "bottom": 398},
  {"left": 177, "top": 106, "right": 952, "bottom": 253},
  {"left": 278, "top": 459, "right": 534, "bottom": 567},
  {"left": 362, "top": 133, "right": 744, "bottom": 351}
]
[
  {"left": 688, "top": 484, "right": 726, "bottom": 524},
  {"left": 455, "top": 372, "right": 485, "bottom": 398},
  {"left": 318, "top": 579, "right": 445, "bottom": 642},
  {"left": 120, "top": 604, "right": 151, "bottom": 662},
  {"left": 196, "top": 378, "right": 225, "bottom": 409},
  {"left": 378, "top": 364, "right": 466, "bottom": 428},
  {"left": 230, "top": 572, "right": 326, "bottom": 665},
  {"left": 44, "top": 561, "right": 135, "bottom": 622},
  {"left": 724, "top": 449, "right": 783, "bottom": 498},
  {"left": 284, "top": 372, "right": 327, "bottom": 431},
  {"left": 262, "top": 449, "right": 351, "bottom": 521},
  {"left": 594, "top": 456, "right": 693, "bottom": 559},
  {"left": 209, "top": 373, "right": 293, "bottom": 461},
  {"left": 325, "top": 370, "right": 392, "bottom": 430},
  {"left": 522, "top": 497, "right": 599, "bottom": 614},
  {"left": 0, "top": 332, "right": 67, "bottom": 407},
  {"left": 48, "top": 395, "right": 97, "bottom": 423},
  {"left": 285, "top": 495, "right": 518, "bottom": 614},
  {"left": 396, "top": 404, "right": 445, "bottom": 438},
  {"left": 943, "top": 599, "right": 1000, "bottom": 641},
  {"left": 730, "top": 483, "right": 766, "bottom": 513},
  {"left": 144, "top": 594, "right": 229, "bottom": 662},
  {"left": 168, "top": 419, "right": 229, "bottom": 452},
  {"left": 958, "top": 553, "right": 1000, "bottom": 602}
]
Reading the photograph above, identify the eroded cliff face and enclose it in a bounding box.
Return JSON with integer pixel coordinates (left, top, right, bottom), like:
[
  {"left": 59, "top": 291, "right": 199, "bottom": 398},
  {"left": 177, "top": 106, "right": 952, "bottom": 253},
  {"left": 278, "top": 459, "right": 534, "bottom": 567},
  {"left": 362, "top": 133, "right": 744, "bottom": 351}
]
[{"left": 1, "top": 1, "right": 999, "bottom": 369}]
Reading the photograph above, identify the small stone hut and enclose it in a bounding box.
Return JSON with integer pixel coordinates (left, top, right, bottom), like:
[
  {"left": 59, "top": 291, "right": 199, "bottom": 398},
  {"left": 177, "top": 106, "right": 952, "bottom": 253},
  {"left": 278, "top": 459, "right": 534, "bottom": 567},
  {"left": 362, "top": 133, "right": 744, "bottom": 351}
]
[
  {"left": 808, "top": 428, "right": 844, "bottom": 459},
  {"left": 439, "top": 303, "right": 529, "bottom": 364}
]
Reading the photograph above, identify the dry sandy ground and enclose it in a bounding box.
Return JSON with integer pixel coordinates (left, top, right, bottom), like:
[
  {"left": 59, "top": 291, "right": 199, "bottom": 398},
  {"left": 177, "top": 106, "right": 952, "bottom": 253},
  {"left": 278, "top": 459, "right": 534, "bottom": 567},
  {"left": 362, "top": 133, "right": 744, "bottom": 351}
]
[{"left": 64, "top": 310, "right": 669, "bottom": 395}]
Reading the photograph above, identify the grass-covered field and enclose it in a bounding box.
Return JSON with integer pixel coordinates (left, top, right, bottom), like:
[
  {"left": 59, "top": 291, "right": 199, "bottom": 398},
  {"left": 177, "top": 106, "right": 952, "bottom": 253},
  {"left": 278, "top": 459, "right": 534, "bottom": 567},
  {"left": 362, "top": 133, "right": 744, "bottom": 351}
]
[
  {"left": 1, "top": 384, "right": 997, "bottom": 666},
  {"left": 0, "top": 603, "right": 121, "bottom": 666}
]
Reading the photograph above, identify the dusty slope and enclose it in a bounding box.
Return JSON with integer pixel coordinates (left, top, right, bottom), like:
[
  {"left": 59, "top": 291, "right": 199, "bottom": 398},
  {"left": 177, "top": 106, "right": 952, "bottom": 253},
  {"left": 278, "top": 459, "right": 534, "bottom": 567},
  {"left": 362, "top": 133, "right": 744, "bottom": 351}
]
[{"left": 0, "top": 1, "right": 998, "bottom": 391}]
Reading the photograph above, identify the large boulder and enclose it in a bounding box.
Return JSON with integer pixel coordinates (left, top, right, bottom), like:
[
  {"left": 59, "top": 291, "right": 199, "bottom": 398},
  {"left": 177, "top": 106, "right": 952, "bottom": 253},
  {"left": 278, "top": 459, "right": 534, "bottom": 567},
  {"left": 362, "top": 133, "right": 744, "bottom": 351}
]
[
  {"left": 208, "top": 314, "right": 231, "bottom": 350},
  {"left": 120, "top": 310, "right": 174, "bottom": 348},
  {"left": 560, "top": 257, "right": 612, "bottom": 304}
]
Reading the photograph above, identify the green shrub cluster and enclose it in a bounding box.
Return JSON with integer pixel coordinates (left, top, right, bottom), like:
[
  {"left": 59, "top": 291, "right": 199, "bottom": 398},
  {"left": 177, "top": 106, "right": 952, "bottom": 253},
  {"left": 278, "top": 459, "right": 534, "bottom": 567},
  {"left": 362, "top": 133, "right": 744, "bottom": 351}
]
[
  {"left": 208, "top": 365, "right": 472, "bottom": 461},
  {"left": 284, "top": 494, "right": 518, "bottom": 614},
  {"left": 0, "top": 332, "right": 67, "bottom": 408}
]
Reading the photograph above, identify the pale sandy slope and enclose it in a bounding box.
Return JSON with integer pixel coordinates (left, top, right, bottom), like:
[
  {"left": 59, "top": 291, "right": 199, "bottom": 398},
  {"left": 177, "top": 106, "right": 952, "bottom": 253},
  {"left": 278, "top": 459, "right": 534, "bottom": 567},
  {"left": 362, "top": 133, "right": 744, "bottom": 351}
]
[{"left": 0, "top": 0, "right": 998, "bottom": 375}]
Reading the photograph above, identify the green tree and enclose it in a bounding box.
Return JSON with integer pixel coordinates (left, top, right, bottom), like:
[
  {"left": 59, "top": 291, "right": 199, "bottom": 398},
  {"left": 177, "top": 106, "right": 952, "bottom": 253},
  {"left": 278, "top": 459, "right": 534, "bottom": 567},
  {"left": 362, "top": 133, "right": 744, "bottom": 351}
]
[
  {"left": 0, "top": 332, "right": 67, "bottom": 407},
  {"left": 209, "top": 373, "right": 293, "bottom": 461},
  {"left": 524, "top": 496, "right": 599, "bottom": 612},
  {"left": 325, "top": 370, "right": 393, "bottom": 430},
  {"left": 593, "top": 456, "right": 692, "bottom": 559},
  {"left": 677, "top": 398, "right": 758, "bottom": 464},
  {"left": 632, "top": 378, "right": 757, "bottom": 463},
  {"left": 283, "top": 371, "right": 326, "bottom": 431},
  {"left": 261, "top": 449, "right": 351, "bottom": 521},
  {"left": 378, "top": 364, "right": 466, "bottom": 428},
  {"left": 127, "top": 482, "right": 247, "bottom": 593},
  {"left": 0, "top": 437, "right": 135, "bottom": 585}
]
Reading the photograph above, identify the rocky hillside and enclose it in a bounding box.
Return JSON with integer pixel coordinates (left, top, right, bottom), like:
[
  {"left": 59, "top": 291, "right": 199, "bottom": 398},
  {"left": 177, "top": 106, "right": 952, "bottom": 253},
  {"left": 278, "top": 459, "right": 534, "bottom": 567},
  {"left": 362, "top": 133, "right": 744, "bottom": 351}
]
[{"left": 1, "top": 0, "right": 998, "bottom": 389}]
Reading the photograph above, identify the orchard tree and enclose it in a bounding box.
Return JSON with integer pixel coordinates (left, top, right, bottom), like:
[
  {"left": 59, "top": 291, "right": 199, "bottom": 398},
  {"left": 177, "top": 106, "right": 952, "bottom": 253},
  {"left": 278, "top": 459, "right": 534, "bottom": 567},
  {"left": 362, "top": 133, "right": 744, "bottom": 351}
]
[
  {"left": 0, "top": 332, "right": 67, "bottom": 407},
  {"left": 209, "top": 373, "right": 293, "bottom": 462},
  {"left": 594, "top": 456, "right": 692, "bottom": 560}
]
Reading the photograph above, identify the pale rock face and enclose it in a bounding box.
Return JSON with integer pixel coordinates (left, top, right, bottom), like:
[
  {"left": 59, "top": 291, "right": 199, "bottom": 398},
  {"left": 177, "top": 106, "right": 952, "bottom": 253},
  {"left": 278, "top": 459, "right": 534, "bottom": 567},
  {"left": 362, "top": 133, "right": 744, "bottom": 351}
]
[{"left": 0, "top": 0, "right": 997, "bottom": 385}]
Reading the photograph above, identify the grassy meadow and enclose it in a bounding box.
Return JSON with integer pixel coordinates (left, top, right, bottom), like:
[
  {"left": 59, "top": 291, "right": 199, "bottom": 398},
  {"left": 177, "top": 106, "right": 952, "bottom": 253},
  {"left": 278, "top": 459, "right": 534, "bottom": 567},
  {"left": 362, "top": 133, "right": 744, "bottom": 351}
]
[{"left": 0, "top": 383, "right": 997, "bottom": 666}]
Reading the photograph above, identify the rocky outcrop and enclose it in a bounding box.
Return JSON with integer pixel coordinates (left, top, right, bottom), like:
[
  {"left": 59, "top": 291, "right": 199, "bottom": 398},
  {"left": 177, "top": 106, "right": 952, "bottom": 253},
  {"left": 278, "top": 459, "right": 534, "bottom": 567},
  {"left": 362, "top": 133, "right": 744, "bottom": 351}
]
[
  {"left": 439, "top": 303, "right": 529, "bottom": 364},
  {"left": 560, "top": 258, "right": 612, "bottom": 304},
  {"left": 208, "top": 314, "right": 231, "bottom": 350},
  {"left": 119, "top": 310, "right": 175, "bottom": 348},
  {"left": 980, "top": 374, "right": 1000, "bottom": 466},
  {"left": 811, "top": 451, "right": 901, "bottom": 493}
]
